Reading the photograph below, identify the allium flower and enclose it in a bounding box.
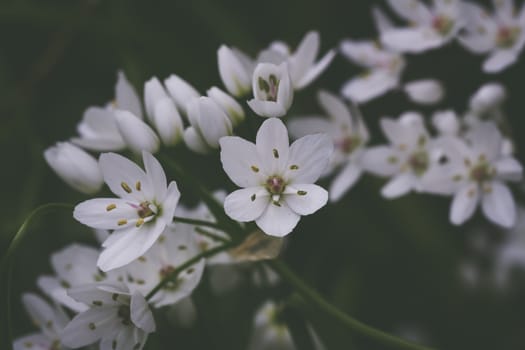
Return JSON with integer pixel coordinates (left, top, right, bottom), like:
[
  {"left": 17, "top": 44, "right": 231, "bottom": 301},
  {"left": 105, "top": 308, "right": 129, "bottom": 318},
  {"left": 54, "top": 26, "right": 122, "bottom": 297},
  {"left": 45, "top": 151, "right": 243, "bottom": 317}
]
[
  {"left": 220, "top": 118, "right": 332, "bottom": 237},
  {"left": 424, "top": 122, "right": 523, "bottom": 227},
  {"left": 403, "top": 80, "right": 444, "bottom": 105},
  {"left": 164, "top": 74, "right": 200, "bottom": 115},
  {"left": 247, "top": 63, "right": 294, "bottom": 118},
  {"left": 381, "top": 0, "right": 464, "bottom": 53},
  {"left": 44, "top": 142, "right": 103, "bottom": 194},
  {"left": 184, "top": 96, "right": 233, "bottom": 153},
  {"left": 288, "top": 91, "right": 369, "bottom": 201},
  {"left": 13, "top": 293, "right": 69, "bottom": 350},
  {"left": 217, "top": 45, "right": 254, "bottom": 97},
  {"left": 124, "top": 225, "right": 205, "bottom": 308},
  {"left": 114, "top": 110, "right": 160, "bottom": 154},
  {"left": 144, "top": 76, "right": 184, "bottom": 146},
  {"left": 460, "top": 0, "right": 525, "bottom": 73},
  {"left": 74, "top": 151, "right": 181, "bottom": 271},
  {"left": 37, "top": 244, "right": 123, "bottom": 312},
  {"left": 207, "top": 86, "right": 245, "bottom": 126},
  {"left": 60, "top": 283, "right": 155, "bottom": 350},
  {"left": 362, "top": 113, "right": 440, "bottom": 198}
]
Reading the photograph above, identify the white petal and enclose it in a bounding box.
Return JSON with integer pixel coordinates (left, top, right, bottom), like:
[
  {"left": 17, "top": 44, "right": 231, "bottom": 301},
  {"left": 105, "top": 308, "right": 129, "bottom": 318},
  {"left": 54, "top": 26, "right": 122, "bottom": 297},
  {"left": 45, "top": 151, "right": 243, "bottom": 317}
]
[
  {"left": 380, "top": 115, "right": 427, "bottom": 148},
  {"left": 144, "top": 76, "right": 168, "bottom": 122},
  {"left": 294, "top": 49, "right": 336, "bottom": 90},
  {"left": 318, "top": 90, "right": 352, "bottom": 129},
  {"left": 340, "top": 39, "right": 396, "bottom": 68},
  {"left": 142, "top": 151, "right": 167, "bottom": 200},
  {"left": 207, "top": 86, "right": 245, "bottom": 126},
  {"left": 60, "top": 307, "right": 116, "bottom": 347},
  {"left": 289, "top": 31, "right": 320, "bottom": 84},
  {"left": 115, "top": 71, "right": 143, "bottom": 119},
  {"left": 190, "top": 97, "right": 232, "bottom": 149},
  {"left": 458, "top": 34, "right": 495, "bottom": 54},
  {"left": 37, "top": 276, "right": 88, "bottom": 312},
  {"left": 99, "top": 152, "right": 151, "bottom": 201},
  {"left": 361, "top": 146, "right": 402, "bottom": 176},
  {"left": 224, "top": 187, "right": 269, "bottom": 222},
  {"left": 164, "top": 74, "right": 200, "bottom": 115},
  {"left": 381, "top": 173, "right": 416, "bottom": 198},
  {"left": 372, "top": 6, "right": 395, "bottom": 34},
  {"left": 495, "top": 157, "right": 523, "bottom": 182},
  {"left": 287, "top": 116, "right": 335, "bottom": 139},
  {"left": 130, "top": 292, "right": 155, "bottom": 332},
  {"left": 482, "top": 181, "right": 516, "bottom": 228},
  {"left": 67, "top": 283, "right": 123, "bottom": 306},
  {"left": 386, "top": 0, "right": 432, "bottom": 23},
  {"left": 256, "top": 118, "right": 290, "bottom": 174},
  {"left": 450, "top": 185, "right": 480, "bottom": 225},
  {"left": 465, "top": 121, "right": 502, "bottom": 161},
  {"left": 152, "top": 97, "right": 184, "bottom": 146},
  {"left": 341, "top": 70, "right": 399, "bottom": 103},
  {"left": 183, "top": 127, "right": 211, "bottom": 154},
  {"left": 73, "top": 198, "right": 140, "bottom": 230},
  {"left": 114, "top": 110, "right": 160, "bottom": 154},
  {"left": 329, "top": 163, "right": 363, "bottom": 202},
  {"left": 158, "top": 181, "right": 181, "bottom": 223},
  {"left": 381, "top": 28, "right": 444, "bottom": 53},
  {"left": 432, "top": 110, "right": 460, "bottom": 135},
  {"left": 403, "top": 79, "right": 444, "bottom": 104},
  {"left": 482, "top": 50, "right": 518, "bottom": 73},
  {"left": 469, "top": 83, "right": 506, "bottom": 112},
  {"left": 72, "top": 107, "right": 126, "bottom": 152},
  {"left": 14, "top": 333, "right": 53, "bottom": 350},
  {"left": 285, "top": 133, "right": 333, "bottom": 183},
  {"left": 255, "top": 201, "right": 300, "bottom": 237},
  {"left": 247, "top": 99, "right": 287, "bottom": 118},
  {"left": 217, "top": 45, "right": 252, "bottom": 97},
  {"left": 219, "top": 136, "right": 264, "bottom": 187},
  {"left": 22, "top": 293, "right": 67, "bottom": 337},
  {"left": 284, "top": 184, "right": 328, "bottom": 215},
  {"left": 50, "top": 244, "right": 100, "bottom": 284}
]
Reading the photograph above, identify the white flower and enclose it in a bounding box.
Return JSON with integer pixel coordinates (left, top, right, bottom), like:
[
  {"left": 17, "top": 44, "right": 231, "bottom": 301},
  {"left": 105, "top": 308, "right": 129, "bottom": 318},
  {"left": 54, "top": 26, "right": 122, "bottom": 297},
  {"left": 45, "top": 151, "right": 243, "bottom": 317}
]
[
  {"left": 60, "top": 283, "right": 155, "bottom": 350},
  {"left": 288, "top": 91, "right": 369, "bottom": 201},
  {"left": 70, "top": 107, "right": 127, "bottom": 152},
  {"left": 423, "top": 122, "right": 523, "bottom": 227},
  {"left": 220, "top": 118, "right": 332, "bottom": 237},
  {"left": 207, "top": 86, "right": 245, "bottom": 126},
  {"left": 340, "top": 8, "right": 406, "bottom": 103},
  {"left": 144, "top": 77, "right": 184, "bottom": 146},
  {"left": 184, "top": 96, "right": 233, "bottom": 153},
  {"left": 124, "top": 225, "right": 205, "bottom": 308},
  {"left": 114, "top": 110, "right": 160, "bottom": 154},
  {"left": 164, "top": 74, "right": 201, "bottom": 115},
  {"left": 362, "top": 113, "right": 440, "bottom": 198},
  {"left": 431, "top": 110, "right": 461, "bottom": 136},
  {"left": 44, "top": 142, "right": 103, "bottom": 194},
  {"left": 381, "top": 0, "right": 464, "bottom": 53},
  {"left": 37, "top": 244, "right": 123, "bottom": 313},
  {"left": 14, "top": 293, "right": 69, "bottom": 350},
  {"left": 459, "top": 0, "right": 525, "bottom": 73},
  {"left": 403, "top": 79, "right": 444, "bottom": 105},
  {"left": 217, "top": 45, "right": 254, "bottom": 97},
  {"left": 73, "top": 151, "right": 181, "bottom": 271},
  {"left": 468, "top": 83, "right": 506, "bottom": 116},
  {"left": 247, "top": 63, "right": 294, "bottom": 118},
  {"left": 113, "top": 71, "right": 143, "bottom": 119}
]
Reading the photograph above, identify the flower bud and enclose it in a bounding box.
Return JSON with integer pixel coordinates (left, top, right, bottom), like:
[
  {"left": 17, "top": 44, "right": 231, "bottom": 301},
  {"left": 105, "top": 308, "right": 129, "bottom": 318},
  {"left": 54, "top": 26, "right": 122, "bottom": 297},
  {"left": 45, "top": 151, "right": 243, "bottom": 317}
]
[
  {"left": 217, "top": 45, "right": 252, "bottom": 97},
  {"left": 403, "top": 79, "right": 444, "bottom": 105},
  {"left": 115, "top": 70, "right": 143, "bottom": 119},
  {"left": 44, "top": 142, "right": 103, "bottom": 194},
  {"left": 186, "top": 97, "right": 232, "bottom": 152},
  {"left": 207, "top": 86, "right": 245, "bottom": 126},
  {"left": 469, "top": 83, "right": 506, "bottom": 113},
  {"left": 164, "top": 74, "right": 200, "bottom": 116},
  {"left": 114, "top": 110, "right": 160, "bottom": 154}
]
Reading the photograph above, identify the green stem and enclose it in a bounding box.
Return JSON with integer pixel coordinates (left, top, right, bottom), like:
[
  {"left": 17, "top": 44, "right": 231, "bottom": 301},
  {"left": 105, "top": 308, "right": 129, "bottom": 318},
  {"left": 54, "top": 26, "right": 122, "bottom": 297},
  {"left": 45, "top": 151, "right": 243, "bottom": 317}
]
[
  {"left": 268, "top": 260, "right": 435, "bottom": 350},
  {"left": 0, "top": 203, "right": 73, "bottom": 350},
  {"left": 145, "top": 242, "right": 235, "bottom": 300},
  {"left": 172, "top": 216, "right": 224, "bottom": 231}
]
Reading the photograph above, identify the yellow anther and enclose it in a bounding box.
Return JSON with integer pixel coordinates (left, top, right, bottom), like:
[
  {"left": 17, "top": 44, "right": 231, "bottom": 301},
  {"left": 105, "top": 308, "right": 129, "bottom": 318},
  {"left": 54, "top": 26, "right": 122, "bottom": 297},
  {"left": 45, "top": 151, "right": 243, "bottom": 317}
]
[
  {"left": 273, "top": 148, "right": 279, "bottom": 158},
  {"left": 106, "top": 204, "right": 116, "bottom": 211},
  {"left": 289, "top": 164, "right": 299, "bottom": 170},
  {"left": 251, "top": 165, "right": 260, "bottom": 172},
  {"left": 121, "top": 182, "right": 132, "bottom": 193},
  {"left": 135, "top": 181, "right": 141, "bottom": 191},
  {"left": 135, "top": 218, "right": 144, "bottom": 227},
  {"left": 118, "top": 219, "right": 128, "bottom": 226}
]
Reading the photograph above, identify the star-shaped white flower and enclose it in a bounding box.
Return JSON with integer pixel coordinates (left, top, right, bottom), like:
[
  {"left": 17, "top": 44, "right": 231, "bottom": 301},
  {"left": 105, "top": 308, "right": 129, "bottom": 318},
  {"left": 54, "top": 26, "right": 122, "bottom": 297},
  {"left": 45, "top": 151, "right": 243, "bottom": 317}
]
[
  {"left": 220, "top": 118, "right": 333, "bottom": 237},
  {"left": 460, "top": 0, "right": 525, "bottom": 73},
  {"left": 288, "top": 91, "right": 369, "bottom": 202},
  {"left": 74, "top": 151, "right": 181, "bottom": 271},
  {"left": 381, "top": 0, "right": 464, "bottom": 53},
  {"left": 60, "top": 283, "right": 155, "bottom": 350}
]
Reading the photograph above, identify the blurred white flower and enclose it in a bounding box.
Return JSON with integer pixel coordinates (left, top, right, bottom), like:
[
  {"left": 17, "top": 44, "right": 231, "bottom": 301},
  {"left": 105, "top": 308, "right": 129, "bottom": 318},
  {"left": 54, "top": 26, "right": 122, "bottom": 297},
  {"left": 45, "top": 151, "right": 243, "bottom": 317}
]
[
  {"left": 220, "top": 118, "right": 332, "bottom": 237},
  {"left": 60, "top": 283, "right": 155, "bottom": 350},
  {"left": 381, "top": 0, "right": 464, "bottom": 53},
  {"left": 431, "top": 110, "right": 461, "bottom": 136},
  {"left": 164, "top": 74, "right": 200, "bottom": 115},
  {"left": 460, "top": 0, "right": 525, "bottom": 73},
  {"left": 288, "top": 91, "right": 369, "bottom": 201},
  {"left": 217, "top": 45, "right": 254, "bottom": 97},
  {"left": 13, "top": 293, "right": 70, "bottom": 350},
  {"left": 207, "top": 86, "right": 245, "bottom": 126},
  {"left": 44, "top": 142, "right": 103, "bottom": 194},
  {"left": 403, "top": 79, "right": 444, "bottom": 105},
  {"left": 74, "top": 151, "right": 181, "bottom": 271},
  {"left": 114, "top": 110, "right": 160, "bottom": 154},
  {"left": 248, "top": 63, "right": 294, "bottom": 118}
]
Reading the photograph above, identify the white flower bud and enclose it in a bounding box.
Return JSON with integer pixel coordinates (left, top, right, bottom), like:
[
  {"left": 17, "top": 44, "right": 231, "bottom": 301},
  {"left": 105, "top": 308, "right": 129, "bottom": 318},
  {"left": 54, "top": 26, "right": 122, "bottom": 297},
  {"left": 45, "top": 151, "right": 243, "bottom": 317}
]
[
  {"left": 207, "top": 86, "right": 245, "bottom": 126},
  {"left": 114, "top": 110, "right": 160, "bottom": 154},
  {"left": 247, "top": 62, "right": 293, "bottom": 118},
  {"left": 164, "top": 74, "right": 200, "bottom": 115},
  {"left": 403, "top": 79, "right": 444, "bottom": 105},
  {"left": 432, "top": 110, "right": 460, "bottom": 135},
  {"left": 115, "top": 71, "right": 143, "bottom": 119},
  {"left": 217, "top": 45, "right": 252, "bottom": 97},
  {"left": 469, "top": 83, "right": 506, "bottom": 113},
  {"left": 186, "top": 97, "right": 232, "bottom": 151},
  {"left": 44, "top": 142, "right": 103, "bottom": 194}
]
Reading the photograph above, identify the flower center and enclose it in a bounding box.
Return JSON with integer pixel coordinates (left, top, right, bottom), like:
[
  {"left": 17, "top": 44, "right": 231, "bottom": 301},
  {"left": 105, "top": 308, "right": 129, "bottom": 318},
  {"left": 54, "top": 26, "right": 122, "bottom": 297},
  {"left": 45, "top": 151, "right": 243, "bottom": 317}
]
[
  {"left": 159, "top": 265, "right": 180, "bottom": 290},
  {"left": 408, "top": 151, "right": 429, "bottom": 176},
  {"left": 496, "top": 26, "right": 521, "bottom": 48},
  {"left": 138, "top": 201, "right": 156, "bottom": 218},
  {"left": 258, "top": 74, "right": 280, "bottom": 102},
  {"left": 265, "top": 175, "right": 286, "bottom": 195},
  {"left": 469, "top": 160, "right": 495, "bottom": 183},
  {"left": 432, "top": 15, "right": 454, "bottom": 36},
  {"left": 117, "top": 305, "right": 132, "bottom": 326},
  {"left": 336, "top": 136, "right": 362, "bottom": 155}
]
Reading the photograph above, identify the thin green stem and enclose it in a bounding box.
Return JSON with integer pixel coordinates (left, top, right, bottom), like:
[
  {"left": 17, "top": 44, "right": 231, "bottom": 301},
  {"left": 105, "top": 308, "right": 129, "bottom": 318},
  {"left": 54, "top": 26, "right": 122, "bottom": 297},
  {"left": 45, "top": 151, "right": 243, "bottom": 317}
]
[
  {"left": 145, "top": 242, "right": 236, "bottom": 300},
  {"left": 172, "top": 216, "right": 224, "bottom": 231},
  {"left": 268, "top": 260, "right": 435, "bottom": 350},
  {"left": 0, "top": 203, "right": 73, "bottom": 350}
]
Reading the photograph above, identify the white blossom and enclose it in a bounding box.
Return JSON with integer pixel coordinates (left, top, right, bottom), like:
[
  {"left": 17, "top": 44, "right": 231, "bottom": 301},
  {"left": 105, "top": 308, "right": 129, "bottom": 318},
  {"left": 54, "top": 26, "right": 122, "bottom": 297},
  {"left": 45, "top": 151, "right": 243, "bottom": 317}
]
[
  {"left": 217, "top": 45, "right": 254, "bottom": 97},
  {"left": 220, "top": 118, "right": 332, "bottom": 237},
  {"left": 74, "top": 151, "right": 181, "bottom": 271},
  {"left": 403, "top": 79, "right": 444, "bottom": 105},
  {"left": 207, "top": 86, "right": 245, "bottom": 126},
  {"left": 164, "top": 74, "right": 201, "bottom": 115},
  {"left": 114, "top": 110, "right": 160, "bottom": 154},
  {"left": 44, "top": 142, "right": 103, "bottom": 194},
  {"left": 247, "top": 63, "right": 294, "bottom": 118},
  {"left": 60, "top": 283, "right": 155, "bottom": 350},
  {"left": 459, "top": 0, "right": 525, "bottom": 73}
]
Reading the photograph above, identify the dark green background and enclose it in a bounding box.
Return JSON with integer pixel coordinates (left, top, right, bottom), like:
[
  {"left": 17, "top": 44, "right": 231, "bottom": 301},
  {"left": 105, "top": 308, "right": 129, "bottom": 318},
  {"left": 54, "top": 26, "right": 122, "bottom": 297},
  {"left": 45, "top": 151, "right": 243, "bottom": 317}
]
[{"left": 2, "top": 0, "right": 525, "bottom": 349}]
